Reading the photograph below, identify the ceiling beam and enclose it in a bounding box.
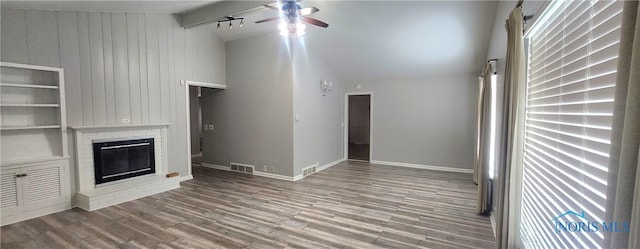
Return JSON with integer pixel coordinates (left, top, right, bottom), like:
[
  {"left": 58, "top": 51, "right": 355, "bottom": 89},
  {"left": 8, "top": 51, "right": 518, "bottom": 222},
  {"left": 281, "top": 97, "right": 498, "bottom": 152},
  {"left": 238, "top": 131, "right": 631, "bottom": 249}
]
[{"left": 180, "top": 1, "right": 273, "bottom": 29}]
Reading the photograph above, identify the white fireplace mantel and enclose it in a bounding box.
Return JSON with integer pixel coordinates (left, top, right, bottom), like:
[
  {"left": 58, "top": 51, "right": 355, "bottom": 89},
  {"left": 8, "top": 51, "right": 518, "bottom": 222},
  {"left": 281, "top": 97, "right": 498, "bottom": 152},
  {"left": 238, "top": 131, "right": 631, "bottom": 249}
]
[
  {"left": 72, "top": 123, "right": 179, "bottom": 211},
  {"left": 71, "top": 123, "right": 172, "bottom": 131}
]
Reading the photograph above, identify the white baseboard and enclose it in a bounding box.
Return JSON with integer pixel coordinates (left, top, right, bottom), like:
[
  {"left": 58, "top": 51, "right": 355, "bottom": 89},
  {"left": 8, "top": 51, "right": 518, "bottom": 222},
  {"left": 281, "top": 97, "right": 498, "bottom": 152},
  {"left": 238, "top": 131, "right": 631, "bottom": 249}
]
[
  {"left": 201, "top": 159, "right": 346, "bottom": 182},
  {"left": 318, "top": 158, "right": 345, "bottom": 172},
  {"left": 254, "top": 171, "right": 295, "bottom": 181},
  {"left": 201, "top": 163, "right": 230, "bottom": 171},
  {"left": 370, "top": 160, "right": 473, "bottom": 174},
  {"left": 293, "top": 158, "right": 346, "bottom": 181},
  {"left": 203, "top": 163, "right": 295, "bottom": 181},
  {"left": 293, "top": 174, "right": 305, "bottom": 181},
  {"left": 490, "top": 212, "right": 497, "bottom": 238}
]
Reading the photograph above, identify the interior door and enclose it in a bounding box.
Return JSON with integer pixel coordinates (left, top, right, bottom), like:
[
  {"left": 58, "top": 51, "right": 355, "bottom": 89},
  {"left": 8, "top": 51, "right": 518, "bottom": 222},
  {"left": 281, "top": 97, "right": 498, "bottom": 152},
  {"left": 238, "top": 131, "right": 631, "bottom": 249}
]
[{"left": 348, "top": 95, "right": 371, "bottom": 161}]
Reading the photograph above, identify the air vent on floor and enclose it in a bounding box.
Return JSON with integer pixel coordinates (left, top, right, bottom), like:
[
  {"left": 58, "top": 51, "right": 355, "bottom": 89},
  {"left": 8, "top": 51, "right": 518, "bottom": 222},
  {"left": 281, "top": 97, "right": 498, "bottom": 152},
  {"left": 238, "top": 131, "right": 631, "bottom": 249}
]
[
  {"left": 302, "top": 164, "right": 317, "bottom": 177},
  {"left": 229, "top": 162, "right": 254, "bottom": 175}
]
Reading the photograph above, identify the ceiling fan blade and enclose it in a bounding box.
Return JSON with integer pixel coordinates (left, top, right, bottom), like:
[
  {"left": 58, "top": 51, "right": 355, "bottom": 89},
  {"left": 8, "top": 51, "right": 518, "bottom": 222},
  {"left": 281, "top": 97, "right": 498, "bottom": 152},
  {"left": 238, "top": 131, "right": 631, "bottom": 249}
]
[
  {"left": 299, "top": 7, "right": 319, "bottom": 16},
  {"left": 263, "top": 4, "right": 280, "bottom": 11},
  {"left": 255, "top": 16, "right": 281, "bottom": 24},
  {"left": 301, "top": 17, "right": 329, "bottom": 28}
]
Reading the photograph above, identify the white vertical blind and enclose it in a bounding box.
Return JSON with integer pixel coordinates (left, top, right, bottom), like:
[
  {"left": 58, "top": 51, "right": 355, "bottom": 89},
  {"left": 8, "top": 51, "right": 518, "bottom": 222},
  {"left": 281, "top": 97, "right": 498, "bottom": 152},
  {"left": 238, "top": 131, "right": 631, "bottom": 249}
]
[{"left": 521, "top": 0, "right": 623, "bottom": 248}]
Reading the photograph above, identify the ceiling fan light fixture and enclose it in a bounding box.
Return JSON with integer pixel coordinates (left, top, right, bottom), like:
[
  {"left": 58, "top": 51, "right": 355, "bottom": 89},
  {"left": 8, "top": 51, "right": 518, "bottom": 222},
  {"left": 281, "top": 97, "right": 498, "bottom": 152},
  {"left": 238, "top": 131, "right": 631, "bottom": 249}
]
[
  {"left": 229, "top": 22, "right": 233, "bottom": 29},
  {"left": 239, "top": 19, "right": 244, "bottom": 28},
  {"left": 216, "top": 22, "right": 220, "bottom": 29},
  {"left": 278, "top": 21, "right": 306, "bottom": 38}
]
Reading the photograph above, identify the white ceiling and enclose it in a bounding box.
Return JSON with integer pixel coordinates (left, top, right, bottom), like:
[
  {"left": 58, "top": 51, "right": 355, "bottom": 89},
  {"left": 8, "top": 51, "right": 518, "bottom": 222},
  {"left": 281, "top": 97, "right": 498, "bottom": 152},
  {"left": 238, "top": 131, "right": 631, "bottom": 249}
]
[
  {"left": 0, "top": 0, "right": 220, "bottom": 14},
  {"left": 210, "top": 1, "right": 498, "bottom": 81},
  {"left": 2, "top": 0, "right": 499, "bottom": 82},
  {"left": 202, "top": 6, "right": 280, "bottom": 42}
]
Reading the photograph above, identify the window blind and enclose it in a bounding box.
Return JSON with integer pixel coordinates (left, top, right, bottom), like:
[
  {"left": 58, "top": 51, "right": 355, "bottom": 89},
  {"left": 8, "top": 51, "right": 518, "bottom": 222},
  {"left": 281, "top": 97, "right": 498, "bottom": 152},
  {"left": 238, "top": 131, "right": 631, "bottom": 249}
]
[{"left": 520, "top": 1, "right": 623, "bottom": 248}]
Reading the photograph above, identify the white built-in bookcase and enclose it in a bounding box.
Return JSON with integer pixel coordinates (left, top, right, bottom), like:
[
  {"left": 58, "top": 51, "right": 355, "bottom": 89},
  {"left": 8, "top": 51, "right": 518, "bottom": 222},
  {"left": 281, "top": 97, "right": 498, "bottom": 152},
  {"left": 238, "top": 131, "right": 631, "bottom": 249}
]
[
  {"left": 0, "top": 62, "right": 71, "bottom": 226},
  {"left": 1, "top": 62, "right": 68, "bottom": 163}
]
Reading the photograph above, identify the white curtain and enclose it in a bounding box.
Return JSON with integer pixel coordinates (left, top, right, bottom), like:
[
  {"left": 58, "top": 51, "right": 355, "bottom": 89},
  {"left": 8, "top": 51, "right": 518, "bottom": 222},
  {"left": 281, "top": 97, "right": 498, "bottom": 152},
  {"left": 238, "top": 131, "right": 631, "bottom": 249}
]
[
  {"left": 474, "top": 76, "right": 483, "bottom": 185},
  {"left": 604, "top": 1, "right": 640, "bottom": 248},
  {"left": 476, "top": 63, "right": 492, "bottom": 214},
  {"left": 495, "top": 6, "right": 526, "bottom": 249}
]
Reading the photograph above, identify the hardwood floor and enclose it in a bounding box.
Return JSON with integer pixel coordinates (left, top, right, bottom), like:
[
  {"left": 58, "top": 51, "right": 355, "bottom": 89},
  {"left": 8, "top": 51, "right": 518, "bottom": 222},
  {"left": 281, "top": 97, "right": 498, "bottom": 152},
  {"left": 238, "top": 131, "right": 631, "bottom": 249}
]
[{"left": 1, "top": 161, "right": 495, "bottom": 249}]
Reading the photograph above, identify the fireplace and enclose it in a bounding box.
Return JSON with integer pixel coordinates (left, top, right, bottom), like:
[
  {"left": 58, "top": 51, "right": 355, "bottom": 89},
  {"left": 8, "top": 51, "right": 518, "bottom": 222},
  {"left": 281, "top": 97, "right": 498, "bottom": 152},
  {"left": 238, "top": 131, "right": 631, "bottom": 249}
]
[{"left": 92, "top": 137, "right": 156, "bottom": 184}]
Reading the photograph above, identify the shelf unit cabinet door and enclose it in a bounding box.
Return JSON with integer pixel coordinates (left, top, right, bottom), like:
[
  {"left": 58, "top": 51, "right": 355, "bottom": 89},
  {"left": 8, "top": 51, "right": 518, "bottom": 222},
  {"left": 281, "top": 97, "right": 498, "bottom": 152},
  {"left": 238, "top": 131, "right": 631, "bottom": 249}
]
[
  {"left": 22, "top": 161, "right": 69, "bottom": 211},
  {"left": 1, "top": 168, "right": 24, "bottom": 217}
]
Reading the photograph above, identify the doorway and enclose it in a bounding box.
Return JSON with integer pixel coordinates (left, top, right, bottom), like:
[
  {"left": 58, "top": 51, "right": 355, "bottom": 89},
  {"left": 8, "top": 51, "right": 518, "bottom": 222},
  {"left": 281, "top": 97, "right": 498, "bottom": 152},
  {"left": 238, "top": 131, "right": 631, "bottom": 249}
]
[
  {"left": 184, "top": 80, "right": 226, "bottom": 177},
  {"left": 346, "top": 94, "right": 371, "bottom": 161}
]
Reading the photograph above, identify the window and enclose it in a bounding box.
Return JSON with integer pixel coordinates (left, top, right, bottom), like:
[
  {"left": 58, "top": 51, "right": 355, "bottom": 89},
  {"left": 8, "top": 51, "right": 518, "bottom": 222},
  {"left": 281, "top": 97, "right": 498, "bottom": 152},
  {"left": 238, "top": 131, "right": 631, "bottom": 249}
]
[{"left": 520, "top": 0, "right": 623, "bottom": 248}]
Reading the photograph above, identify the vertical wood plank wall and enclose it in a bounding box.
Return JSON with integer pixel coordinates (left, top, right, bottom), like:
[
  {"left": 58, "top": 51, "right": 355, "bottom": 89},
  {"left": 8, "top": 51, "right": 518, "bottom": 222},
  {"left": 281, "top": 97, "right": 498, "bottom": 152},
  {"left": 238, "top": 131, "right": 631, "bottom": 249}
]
[{"left": 1, "top": 9, "right": 226, "bottom": 195}]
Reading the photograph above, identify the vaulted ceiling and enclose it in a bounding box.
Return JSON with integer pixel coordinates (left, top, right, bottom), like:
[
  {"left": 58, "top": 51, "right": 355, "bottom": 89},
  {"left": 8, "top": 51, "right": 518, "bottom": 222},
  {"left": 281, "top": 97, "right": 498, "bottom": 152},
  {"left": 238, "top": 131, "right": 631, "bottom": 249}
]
[
  {"left": 2, "top": 0, "right": 498, "bottom": 82},
  {"left": 203, "top": 1, "right": 498, "bottom": 81}
]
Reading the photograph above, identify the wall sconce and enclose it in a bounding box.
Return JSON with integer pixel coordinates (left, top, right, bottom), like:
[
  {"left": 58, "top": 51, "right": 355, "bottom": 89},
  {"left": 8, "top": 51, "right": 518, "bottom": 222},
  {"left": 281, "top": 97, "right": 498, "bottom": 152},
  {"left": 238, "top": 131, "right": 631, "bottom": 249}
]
[{"left": 321, "top": 80, "right": 332, "bottom": 96}]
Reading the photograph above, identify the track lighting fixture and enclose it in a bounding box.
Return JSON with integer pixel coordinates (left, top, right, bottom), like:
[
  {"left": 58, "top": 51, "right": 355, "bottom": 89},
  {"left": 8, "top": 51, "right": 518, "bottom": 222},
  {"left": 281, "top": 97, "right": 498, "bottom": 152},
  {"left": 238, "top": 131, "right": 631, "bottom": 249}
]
[{"left": 214, "top": 16, "right": 244, "bottom": 31}]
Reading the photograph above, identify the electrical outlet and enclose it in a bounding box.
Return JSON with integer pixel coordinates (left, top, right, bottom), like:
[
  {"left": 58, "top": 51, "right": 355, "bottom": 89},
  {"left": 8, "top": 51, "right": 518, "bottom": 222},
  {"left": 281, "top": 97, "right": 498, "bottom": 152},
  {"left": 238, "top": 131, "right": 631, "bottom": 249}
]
[
  {"left": 121, "top": 118, "right": 130, "bottom": 124},
  {"left": 209, "top": 124, "right": 214, "bottom": 130},
  {"left": 263, "top": 165, "right": 267, "bottom": 172},
  {"left": 204, "top": 124, "right": 208, "bottom": 131}
]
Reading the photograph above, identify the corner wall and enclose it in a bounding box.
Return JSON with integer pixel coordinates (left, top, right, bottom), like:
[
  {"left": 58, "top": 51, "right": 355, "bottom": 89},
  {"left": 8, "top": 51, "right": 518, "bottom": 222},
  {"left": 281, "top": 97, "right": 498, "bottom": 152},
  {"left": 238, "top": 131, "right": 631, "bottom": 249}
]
[{"left": 200, "top": 33, "right": 295, "bottom": 176}]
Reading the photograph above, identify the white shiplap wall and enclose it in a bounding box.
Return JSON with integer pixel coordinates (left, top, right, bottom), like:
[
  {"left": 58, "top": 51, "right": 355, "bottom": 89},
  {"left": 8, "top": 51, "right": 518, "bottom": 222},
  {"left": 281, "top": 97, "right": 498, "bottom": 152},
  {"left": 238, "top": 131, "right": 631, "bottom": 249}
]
[{"left": 1, "top": 9, "right": 225, "bottom": 195}]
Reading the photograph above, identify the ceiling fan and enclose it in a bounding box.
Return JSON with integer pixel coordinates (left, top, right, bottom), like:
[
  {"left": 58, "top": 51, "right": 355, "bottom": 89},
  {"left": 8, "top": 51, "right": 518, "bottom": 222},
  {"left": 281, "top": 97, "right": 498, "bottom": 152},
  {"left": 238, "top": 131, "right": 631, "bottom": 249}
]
[{"left": 255, "top": 0, "right": 329, "bottom": 37}]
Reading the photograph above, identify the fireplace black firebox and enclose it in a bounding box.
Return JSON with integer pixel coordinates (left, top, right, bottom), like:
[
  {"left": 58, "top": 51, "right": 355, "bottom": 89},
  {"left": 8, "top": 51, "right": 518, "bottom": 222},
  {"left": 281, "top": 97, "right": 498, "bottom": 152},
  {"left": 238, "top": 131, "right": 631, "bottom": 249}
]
[{"left": 93, "top": 138, "right": 155, "bottom": 184}]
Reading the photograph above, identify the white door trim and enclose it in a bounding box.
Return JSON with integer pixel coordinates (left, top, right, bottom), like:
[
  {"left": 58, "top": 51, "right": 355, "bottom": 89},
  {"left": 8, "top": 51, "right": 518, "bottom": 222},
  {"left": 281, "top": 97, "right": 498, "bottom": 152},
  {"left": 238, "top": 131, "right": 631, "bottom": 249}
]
[
  {"left": 344, "top": 92, "right": 373, "bottom": 162},
  {"left": 184, "top": 80, "right": 226, "bottom": 177}
]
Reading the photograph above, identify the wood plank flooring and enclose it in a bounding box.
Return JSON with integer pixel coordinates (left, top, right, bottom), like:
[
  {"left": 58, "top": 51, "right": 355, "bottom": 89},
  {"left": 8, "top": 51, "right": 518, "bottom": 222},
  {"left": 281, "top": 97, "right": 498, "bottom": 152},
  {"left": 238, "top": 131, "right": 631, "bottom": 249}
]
[{"left": 1, "top": 161, "right": 495, "bottom": 249}]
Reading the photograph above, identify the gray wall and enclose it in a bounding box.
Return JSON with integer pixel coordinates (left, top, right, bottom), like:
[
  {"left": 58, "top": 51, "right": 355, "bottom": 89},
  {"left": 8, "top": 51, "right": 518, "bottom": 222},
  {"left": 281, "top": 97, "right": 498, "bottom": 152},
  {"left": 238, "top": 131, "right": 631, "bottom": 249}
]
[
  {"left": 201, "top": 33, "right": 294, "bottom": 176},
  {"left": 1, "top": 8, "right": 225, "bottom": 195},
  {"left": 348, "top": 74, "right": 478, "bottom": 169},
  {"left": 292, "top": 37, "right": 345, "bottom": 175}
]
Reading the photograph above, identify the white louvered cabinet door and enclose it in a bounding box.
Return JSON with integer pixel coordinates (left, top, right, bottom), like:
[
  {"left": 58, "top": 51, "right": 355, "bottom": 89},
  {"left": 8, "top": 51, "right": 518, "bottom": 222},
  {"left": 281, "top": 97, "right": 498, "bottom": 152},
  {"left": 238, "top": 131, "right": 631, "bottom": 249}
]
[
  {"left": 1, "top": 168, "right": 24, "bottom": 217},
  {"left": 22, "top": 161, "right": 70, "bottom": 212}
]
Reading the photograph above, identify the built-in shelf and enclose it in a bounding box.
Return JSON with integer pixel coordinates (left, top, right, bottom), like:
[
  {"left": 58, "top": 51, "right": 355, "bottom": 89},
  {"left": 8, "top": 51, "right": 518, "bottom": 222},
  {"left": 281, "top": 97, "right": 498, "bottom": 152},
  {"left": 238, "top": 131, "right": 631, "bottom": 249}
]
[
  {"left": 0, "top": 83, "right": 59, "bottom": 89},
  {"left": 1, "top": 62, "right": 70, "bottom": 226},
  {"left": 0, "top": 103, "right": 60, "bottom": 107},
  {"left": 0, "top": 125, "right": 61, "bottom": 131}
]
